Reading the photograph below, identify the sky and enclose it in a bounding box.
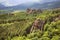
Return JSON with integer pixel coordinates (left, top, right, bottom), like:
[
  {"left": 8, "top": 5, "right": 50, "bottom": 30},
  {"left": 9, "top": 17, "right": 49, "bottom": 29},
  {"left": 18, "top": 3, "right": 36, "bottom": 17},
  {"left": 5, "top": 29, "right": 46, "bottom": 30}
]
[{"left": 0, "top": 0, "right": 57, "bottom": 6}]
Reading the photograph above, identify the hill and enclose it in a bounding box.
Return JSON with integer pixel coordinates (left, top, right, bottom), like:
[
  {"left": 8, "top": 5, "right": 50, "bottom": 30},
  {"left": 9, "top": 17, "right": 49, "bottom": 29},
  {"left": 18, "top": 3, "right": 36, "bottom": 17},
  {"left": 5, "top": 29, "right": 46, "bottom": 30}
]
[{"left": 0, "top": 8, "right": 60, "bottom": 40}]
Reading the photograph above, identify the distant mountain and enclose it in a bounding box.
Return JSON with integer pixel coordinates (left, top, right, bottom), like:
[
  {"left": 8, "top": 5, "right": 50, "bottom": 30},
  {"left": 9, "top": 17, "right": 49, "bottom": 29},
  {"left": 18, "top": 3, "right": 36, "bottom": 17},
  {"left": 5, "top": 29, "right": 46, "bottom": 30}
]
[
  {"left": 0, "top": 0, "right": 60, "bottom": 10},
  {"left": 0, "top": 4, "right": 6, "bottom": 9},
  {"left": 0, "top": 4, "right": 4, "bottom": 7},
  {"left": 31, "top": 0, "right": 60, "bottom": 9}
]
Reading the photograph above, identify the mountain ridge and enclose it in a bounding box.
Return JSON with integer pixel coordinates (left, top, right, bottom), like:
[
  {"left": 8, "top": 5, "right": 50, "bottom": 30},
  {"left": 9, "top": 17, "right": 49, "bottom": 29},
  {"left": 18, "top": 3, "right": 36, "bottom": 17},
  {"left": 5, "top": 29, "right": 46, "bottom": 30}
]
[{"left": 0, "top": 0, "right": 60, "bottom": 10}]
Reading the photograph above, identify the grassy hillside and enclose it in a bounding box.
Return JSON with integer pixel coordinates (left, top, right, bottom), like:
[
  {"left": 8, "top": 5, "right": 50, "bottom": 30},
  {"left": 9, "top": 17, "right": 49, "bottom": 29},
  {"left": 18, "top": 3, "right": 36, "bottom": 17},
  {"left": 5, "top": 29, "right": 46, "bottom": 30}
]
[{"left": 0, "top": 9, "right": 60, "bottom": 40}]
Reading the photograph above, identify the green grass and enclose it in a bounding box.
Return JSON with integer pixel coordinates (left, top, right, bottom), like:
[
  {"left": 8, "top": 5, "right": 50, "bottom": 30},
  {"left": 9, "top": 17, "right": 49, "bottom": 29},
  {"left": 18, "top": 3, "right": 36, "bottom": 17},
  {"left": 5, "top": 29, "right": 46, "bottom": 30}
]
[{"left": 0, "top": 9, "right": 60, "bottom": 40}]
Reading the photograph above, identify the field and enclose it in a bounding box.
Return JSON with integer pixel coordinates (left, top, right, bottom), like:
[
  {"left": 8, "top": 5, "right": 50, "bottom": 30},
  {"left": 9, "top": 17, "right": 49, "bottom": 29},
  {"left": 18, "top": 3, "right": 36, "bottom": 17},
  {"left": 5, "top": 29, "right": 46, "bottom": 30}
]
[{"left": 0, "top": 9, "right": 60, "bottom": 40}]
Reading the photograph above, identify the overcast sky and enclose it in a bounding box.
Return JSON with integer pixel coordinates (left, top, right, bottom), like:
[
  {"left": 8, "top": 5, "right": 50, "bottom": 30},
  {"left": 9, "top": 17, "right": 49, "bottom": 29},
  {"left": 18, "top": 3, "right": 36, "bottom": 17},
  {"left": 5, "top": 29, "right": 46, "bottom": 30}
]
[{"left": 0, "top": 0, "right": 57, "bottom": 6}]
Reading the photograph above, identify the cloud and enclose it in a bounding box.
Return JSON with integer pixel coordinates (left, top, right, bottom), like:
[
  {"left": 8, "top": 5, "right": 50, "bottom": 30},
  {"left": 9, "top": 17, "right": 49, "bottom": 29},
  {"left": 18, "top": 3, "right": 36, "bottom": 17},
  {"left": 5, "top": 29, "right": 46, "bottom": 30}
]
[
  {"left": 0, "top": 0, "right": 57, "bottom": 6},
  {"left": 0, "top": 0, "right": 40, "bottom": 6}
]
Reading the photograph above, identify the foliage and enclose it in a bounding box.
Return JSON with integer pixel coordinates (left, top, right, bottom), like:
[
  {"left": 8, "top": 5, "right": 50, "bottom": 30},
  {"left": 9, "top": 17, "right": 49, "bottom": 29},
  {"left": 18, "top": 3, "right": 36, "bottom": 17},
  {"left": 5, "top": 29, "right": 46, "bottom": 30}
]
[{"left": 0, "top": 9, "right": 60, "bottom": 40}]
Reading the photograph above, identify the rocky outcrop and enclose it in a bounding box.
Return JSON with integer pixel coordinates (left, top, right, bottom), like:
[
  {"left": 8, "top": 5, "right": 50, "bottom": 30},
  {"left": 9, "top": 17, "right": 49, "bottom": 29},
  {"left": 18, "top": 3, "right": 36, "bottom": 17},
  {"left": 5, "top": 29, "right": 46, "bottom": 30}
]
[
  {"left": 26, "top": 8, "right": 42, "bottom": 14},
  {"left": 30, "top": 19, "right": 46, "bottom": 33}
]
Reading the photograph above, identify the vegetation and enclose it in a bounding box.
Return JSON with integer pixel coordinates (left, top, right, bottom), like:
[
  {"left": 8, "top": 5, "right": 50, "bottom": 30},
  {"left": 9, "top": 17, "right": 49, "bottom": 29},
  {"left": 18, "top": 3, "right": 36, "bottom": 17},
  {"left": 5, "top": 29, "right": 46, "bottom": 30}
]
[{"left": 0, "top": 9, "right": 60, "bottom": 40}]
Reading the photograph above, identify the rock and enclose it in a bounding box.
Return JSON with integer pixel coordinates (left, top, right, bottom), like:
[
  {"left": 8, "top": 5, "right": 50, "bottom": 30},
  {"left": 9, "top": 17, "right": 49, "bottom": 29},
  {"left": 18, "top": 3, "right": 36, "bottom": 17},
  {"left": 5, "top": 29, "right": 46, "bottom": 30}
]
[
  {"left": 30, "top": 19, "right": 46, "bottom": 33},
  {"left": 26, "top": 8, "right": 42, "bottom": 14},
  {"left": 26, "top": 8, "right": 33, "bottom": 14}
]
